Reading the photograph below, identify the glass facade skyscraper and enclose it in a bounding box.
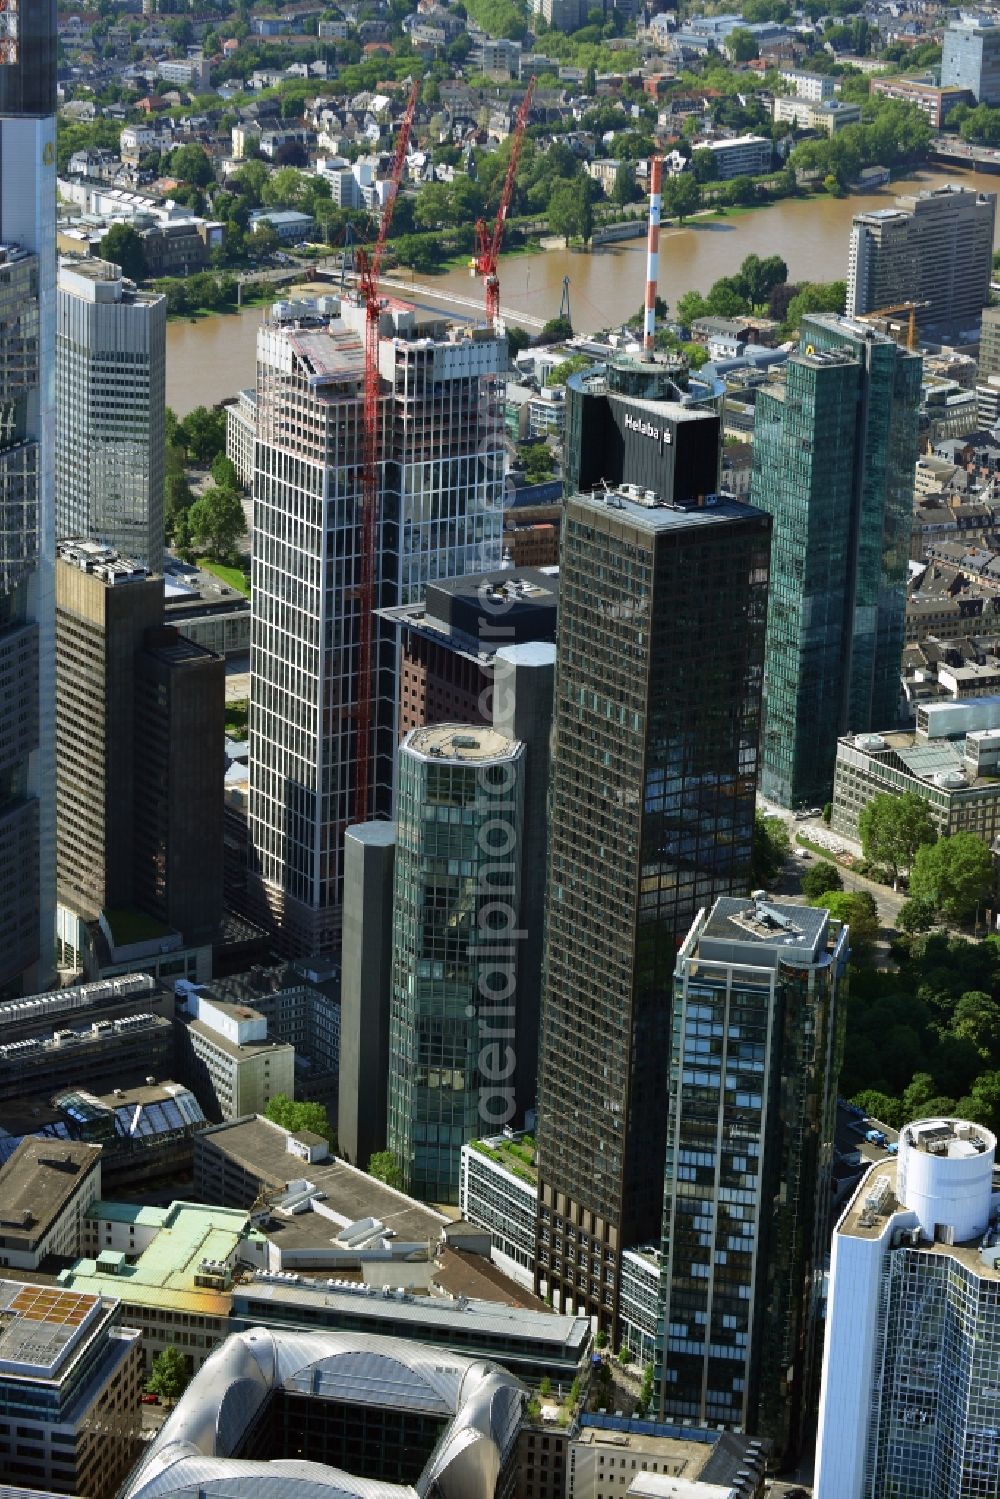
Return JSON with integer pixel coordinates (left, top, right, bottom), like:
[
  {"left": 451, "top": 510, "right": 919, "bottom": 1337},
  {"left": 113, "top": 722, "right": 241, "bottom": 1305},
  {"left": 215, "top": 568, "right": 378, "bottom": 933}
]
[
  {"left": 816, "top": 1117, "right": 1000, "bottom": 1499},
  {"left": 388, "top": 723, "right": 524, "bottom": 1204},
  {"left": 533, "top": 483, "right": 771, "bottom": 1339},
  {"left": 0, "top": 0, "right": 57, "bottom": 993},
  {"left": 750, "top": 314, "right": 920, "bottom": 809},
  {"left": 656, "top": 896, "right": 847, "bottom": 1462}
]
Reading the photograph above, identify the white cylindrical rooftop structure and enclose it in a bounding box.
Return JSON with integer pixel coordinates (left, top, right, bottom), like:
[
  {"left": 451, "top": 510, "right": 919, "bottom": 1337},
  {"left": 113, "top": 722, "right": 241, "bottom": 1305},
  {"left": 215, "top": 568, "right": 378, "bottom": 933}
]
[{"left": 896, "top": 1117, "right": 996, "bottom": 1243}]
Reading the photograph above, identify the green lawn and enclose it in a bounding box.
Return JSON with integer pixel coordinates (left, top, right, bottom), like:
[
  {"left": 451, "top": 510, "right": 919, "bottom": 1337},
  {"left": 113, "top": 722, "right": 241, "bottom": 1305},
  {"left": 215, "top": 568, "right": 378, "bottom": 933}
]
[
  {"left": 225, "top": 699, "right": 249, "bottom": 739},
  {"left": 105, "top": 905, "right": 174, "bottom": 947},
  {"left": 197, "top": 556, "right": 250, "bottom": 596}
]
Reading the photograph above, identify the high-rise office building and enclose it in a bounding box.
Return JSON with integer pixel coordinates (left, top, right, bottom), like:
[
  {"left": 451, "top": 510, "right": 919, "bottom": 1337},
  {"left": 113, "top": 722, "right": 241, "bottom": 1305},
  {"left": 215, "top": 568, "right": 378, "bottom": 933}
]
[
  {"left": 388, "top": 723, "right": 524, "bottom": 1203},
  {"left": 533, "top": 483, "right": 771, "bottom": 1337},
  {"left": 942, "top": 19, "right": 1000, "bottom": 104},
  {"left": 338, "top": 819, "right": 396, "bottom": 1171},
  {"left": 656, "top": 897, "right": 846, "bottom": 1461},
  {"left": 248, "top": 303, "right": 505, "bottom": 957},
  {"left": 816, "top": 1116, "right": 1000, "bottom": 1499},
  {"left": 55, "top": 540, "right": 224, "bottom": 972},
  {"left": 847, "top": 185, "right": 995, "bottom": 335},
  {"left": 750, "top": 314, "right": 921, "bottom": 809},
  {"left": 981, "top": 304, "right": 1000, "bottom": 381},
  {"left": 0, "top": 0, "right": 58, "bottom": 995},
  {"left": 56, "top": 258, "right": 166, "bottom": 569}
]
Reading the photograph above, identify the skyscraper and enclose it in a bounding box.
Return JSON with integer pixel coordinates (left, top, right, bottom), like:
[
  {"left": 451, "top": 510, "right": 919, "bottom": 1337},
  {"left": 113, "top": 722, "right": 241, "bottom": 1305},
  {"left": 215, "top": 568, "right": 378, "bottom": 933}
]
[
  {"left": 55, "top": 540, "right": 224, "bottom": 973},
  {"left": 656, "top": 896, "right": 846, "bottom": 1461},
  {"left": 248, "top": 303, "right": 505, "bottom": 957},
  {"left": 0, "top": 0, "right": 58, "bottom": 994},
  {"left": 533, "top": 482, "right": 771, "bottom": 1337},
  {"left": 847, "top": 186, "right": 995, "bottom": 336},
  {"left": 56, "top": 257, "right": 166, "bottom": 569},
  {"left": 750, "top": 314, "right": 921, "bottom": 809},
  {"left": 816, "top": 1116, "right": 1000, "bottom": 1499},
  {"left": 387, "top": 723, "right": 524, "bottom": 1204}
]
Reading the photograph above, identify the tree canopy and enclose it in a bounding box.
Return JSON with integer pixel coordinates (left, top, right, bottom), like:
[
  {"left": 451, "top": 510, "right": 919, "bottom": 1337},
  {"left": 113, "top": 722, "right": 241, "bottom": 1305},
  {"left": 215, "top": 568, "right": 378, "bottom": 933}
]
[
  {"left": 188, "top": 485, "right": 246, "bottom": 564},
  {"left": 368, "top": 1150, "right": 404, "bottom": 1188},
  {"left": 148, "top": 1346, "right": 190, "bottom": 1403},
  {"left": 100, "top": 223, "right": 147, "bottom": 283},
  {"left": 264, "top": 1094, "right": 335, "bottom": 1144},
  {"left": 858, "top": 791, "right": 936, "bottom": 886},
  {"left": 909, "top": 832, "right": 994, "bottom": 925}
]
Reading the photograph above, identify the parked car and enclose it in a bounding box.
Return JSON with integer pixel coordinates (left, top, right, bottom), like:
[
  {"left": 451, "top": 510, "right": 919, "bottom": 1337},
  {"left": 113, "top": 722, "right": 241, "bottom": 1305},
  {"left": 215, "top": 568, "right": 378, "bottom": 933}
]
[
  {"left": 141, "top": 1393, "right": 160, "bottom": 1405},
  {"left": 866, "top": 1129, "right": 887, "bottom": 1148}
]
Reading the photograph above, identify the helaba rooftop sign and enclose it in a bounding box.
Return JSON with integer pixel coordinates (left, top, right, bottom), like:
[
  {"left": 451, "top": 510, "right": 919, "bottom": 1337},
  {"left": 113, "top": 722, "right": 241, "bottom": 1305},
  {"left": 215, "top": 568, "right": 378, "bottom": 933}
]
[{"left": 624, "top": 411, "right": 672, "bottom": 446}]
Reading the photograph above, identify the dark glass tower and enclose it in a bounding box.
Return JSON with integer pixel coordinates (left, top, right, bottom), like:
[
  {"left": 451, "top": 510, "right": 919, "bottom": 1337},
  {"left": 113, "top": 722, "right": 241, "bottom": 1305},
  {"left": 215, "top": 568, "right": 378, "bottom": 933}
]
[
  {"left": 533, "top": 484, "right": 771, "bottom": 1338},
  {"left": 750, "top": 314, "right": 920, "bottom": 809}
]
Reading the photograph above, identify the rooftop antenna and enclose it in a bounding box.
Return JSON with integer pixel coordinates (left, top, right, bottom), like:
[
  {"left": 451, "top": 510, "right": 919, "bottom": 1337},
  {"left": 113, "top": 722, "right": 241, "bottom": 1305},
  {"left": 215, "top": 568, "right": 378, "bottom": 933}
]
[{"left": 643, "top": 156, "right": 663, "bottom": 361}]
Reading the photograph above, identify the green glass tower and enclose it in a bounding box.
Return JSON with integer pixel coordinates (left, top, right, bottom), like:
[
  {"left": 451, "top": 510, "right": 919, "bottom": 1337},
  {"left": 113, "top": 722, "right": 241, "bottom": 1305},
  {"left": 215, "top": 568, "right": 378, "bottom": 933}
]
[
  {"left": 387, "top": 723, "right": 524, "bottom": 1205},
  {"left": 750, "top": 314, "right": 920, "bottom": 809}
]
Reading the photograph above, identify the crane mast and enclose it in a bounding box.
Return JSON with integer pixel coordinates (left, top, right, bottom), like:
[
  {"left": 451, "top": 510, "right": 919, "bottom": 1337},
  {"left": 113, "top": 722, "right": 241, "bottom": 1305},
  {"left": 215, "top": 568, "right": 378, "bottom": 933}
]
[{"left": 473, "top": 77, "right": 536, "bottom": 327}]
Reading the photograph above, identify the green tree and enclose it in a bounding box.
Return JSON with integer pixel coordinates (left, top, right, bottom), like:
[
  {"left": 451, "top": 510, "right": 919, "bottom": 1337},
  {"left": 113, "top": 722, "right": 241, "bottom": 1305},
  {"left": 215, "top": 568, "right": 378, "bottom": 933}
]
[
  {"left": 148, "top": 1346, "right": 190, "bottom": 1403},
  {"left": 801, "top": 861, "right": 844, "bottom": 899},
  {"left": 851, "top": 1089, "right": 905, "bottom": 1129},
  {"left": 909, "top": 832, "right": 994, "bottom": 925},
  {"left": 170, "top": 142, "right": 215, "bottom": 187},
  {"left": 99, "top": 223, "right": 147, "bottom": 282},
  {"left": 662, "top": 173, "right": 701, "bottom": 223},
  {"left": 727, "top": 26, "right": 759, "bottom": 61},
  {"left": 951, "top": 991, "right": 1000, "bottom": 1061},
  {"left": 955, "top": 1070, "right": 1000, "bottom": 1132},
  {"left": 783, "top": 280, "right": 847, "bottom": 331},
  {"left": 858, "top": 791, "right": 937, "bottom": 887},
  {"left": 740, "top": 252, "right": 787, "bottom": 309},
  {"left": 548, "top": 355, "right": 592, "bottom": 385},
  {"left": 368, "top": 1150, "right": 403, "bottom": 1188},
  {"left": 899, "top": 897, "right": 936, "bottom": 934},
  {"left": 263, "top": 1093, "right": 335, "bottom": 1142},
  {"left": 188, "top": 485, "right": 245, "bottom": 563},
  {"left": 176, "top": 405, "right": 227, "bottom": 466},
  {"left": 676, "top": 290, "right": 709, "bottom": 329},
  {"left": 547, "top": 179, "right": 592, "bottom": 244},
  {"left": 690, "top": 148, "right": 716, "bottom": 184},
  {"left": 750, "top": 812, "right": 790, "bottom": 886},
  {"left": 815, "top": 889, "right": 879, "bottom": 961},
  {"left": 211, "top": 453, "right": 240, "bottom": 490}
]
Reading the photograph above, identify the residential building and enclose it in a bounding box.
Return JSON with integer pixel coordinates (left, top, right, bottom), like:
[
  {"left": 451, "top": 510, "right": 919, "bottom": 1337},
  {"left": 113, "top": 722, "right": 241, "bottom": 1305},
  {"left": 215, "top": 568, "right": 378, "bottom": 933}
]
[
  {"left": 383, "top": 567, "right": 558, "bottom": 740},
  {"left": 0, "top": 2, "right": 59, "bottom": 995},
  {"left": 815, "top": 1117, "right": 1000, "bottom": 1499},
  {"left": 847, "top": 186, "right": 996, "bottom": 335},
  {"left": 338, "top": 821, "right": 395, "bottom": 1171},
  {"left": 656, "top": 897, "right": 847, "bottom": 1461},
  {"left": 0, "top": 1281, "right": 141, "bottom": 1499},
  {"left": 870, "top": 75, "right": 973, "bottom": 128},
  {"left": 55, "top": 541, "right": 224, "bottom": 973},
  {"left": 388, "top": 725, "right": 525, "bottom": 1204},
  {"left": 231, "top": 1272, "right": 591, "bottom": 1386},
  {"left": 779, "top": 69, "right": 835, "bottom": 101},
  {"left": 532, "top": 0, "right": 588, "bottom": 33},
  {"left": 0, "top": 1140, "right": 102, "bottom": 1269},
  {"left": 248, "top": 303, "right": 505, "bottom": 956},
  {"left": 981, "top": 304, "right": 1000, "bottom": 380},
  {"left": 157, "top": 54, "right": 210, "bottom": 92},
  {"left": 533, "top": 485, "right": 771, "bottom": 1341},
  {"left": 942, "top": 20, "right": 1000, "bottom": 104},
  {"left": 121, "top": 1329, "right": 525, "bottom": 1499},
  {"left": 56, "top": 258, "right": 166, "bottom": 569},
  {"left": 832, "top": 693, "right": 1000, "bottom": 844},
  {"left": 691, "top": 135, "right": 772, "bottom": 179},
  {"left": 772, "top": 96, "right": 861, "bottom": 134},
  {"left": 750, "top": 315, "right": 921, "bottom": 808},
  {"left": 175, "top": 987, "right": 295, "bottom": 1121}
]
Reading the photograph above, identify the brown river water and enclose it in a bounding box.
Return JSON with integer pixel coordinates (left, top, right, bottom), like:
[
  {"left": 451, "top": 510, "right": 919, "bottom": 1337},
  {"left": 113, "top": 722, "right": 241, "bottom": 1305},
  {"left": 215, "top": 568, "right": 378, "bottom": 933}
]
[{"left": 166, "top": 164, "right": 1000, "bottom": 415}]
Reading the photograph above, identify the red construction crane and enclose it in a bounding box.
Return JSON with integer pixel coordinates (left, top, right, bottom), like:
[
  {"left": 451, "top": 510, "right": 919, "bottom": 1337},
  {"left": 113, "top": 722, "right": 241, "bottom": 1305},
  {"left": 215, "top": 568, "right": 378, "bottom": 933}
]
[
  {"left": 352, "top": 76, "right": 419, "bottom": 827},
  {"left": 473, "top": 76, "right": 535, "bottom": 328}
]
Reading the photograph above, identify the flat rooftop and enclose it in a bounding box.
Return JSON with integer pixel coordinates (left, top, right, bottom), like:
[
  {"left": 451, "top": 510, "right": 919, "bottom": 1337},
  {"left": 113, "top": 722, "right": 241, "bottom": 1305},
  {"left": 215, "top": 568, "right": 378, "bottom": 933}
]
[
  {"left": 0, "top": 1141, "right": 102, "bottom": 1242},
  {"left": 185, "top": 1017, "right": 290, "bottom": 1061},
  {"left": 404, "top": 724, "right": 521, "bottom": 765},
  {"left": 0, "top": 1281, "right": 104, "bottom": 1378},
  {"left": 198, "top": 1117, "right": 447, "bottom": 1241},
  {"left": 695, "top": 896, "right": 830, "bottom": 962},
  {"left": 570, "top": 487, "right": 764, "bottom": 535},
  {"left": 838, "top": 727, "right": 1000, "bottom": 792}
]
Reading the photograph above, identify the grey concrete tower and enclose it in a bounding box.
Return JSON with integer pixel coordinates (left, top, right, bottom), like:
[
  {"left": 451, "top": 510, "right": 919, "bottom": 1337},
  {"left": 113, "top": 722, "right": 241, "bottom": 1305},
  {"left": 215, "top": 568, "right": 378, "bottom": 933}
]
[
  {"left": 492, "top": 641, "right": 556, "bottom": 1124},
  {"left": 338, "top": 820, "right": 396, "bottom": 1170}
]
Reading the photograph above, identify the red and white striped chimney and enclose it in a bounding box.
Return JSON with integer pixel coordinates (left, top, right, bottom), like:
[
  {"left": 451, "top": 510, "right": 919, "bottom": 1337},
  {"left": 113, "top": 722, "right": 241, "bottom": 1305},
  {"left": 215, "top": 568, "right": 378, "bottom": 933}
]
[{"left": 642, "top": 156, "right": 663, "bottom": 359}]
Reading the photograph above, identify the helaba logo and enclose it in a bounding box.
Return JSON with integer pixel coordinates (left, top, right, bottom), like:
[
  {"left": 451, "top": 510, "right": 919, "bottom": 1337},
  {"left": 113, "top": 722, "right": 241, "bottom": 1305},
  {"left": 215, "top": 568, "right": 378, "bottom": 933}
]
[{"left": 625, "top": 412, "right": 671, "bottom": 445}]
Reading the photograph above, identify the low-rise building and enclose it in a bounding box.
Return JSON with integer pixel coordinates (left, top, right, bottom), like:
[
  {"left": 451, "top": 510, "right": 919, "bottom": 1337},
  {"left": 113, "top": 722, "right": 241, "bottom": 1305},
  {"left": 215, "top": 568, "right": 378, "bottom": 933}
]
[
  {"left": 203, "top": 965, "right": 340, "bottom": 1110},
  {"left": 773, "top": 96, "right": 861, "bottom": 133},
  {"left": 692, "top": 134, "right": 772, "bottom": 179},
  {"left": 0, "top": 1141, "right": 103, "bottom": 1271},
  {"left": 567, "top": 1422, "right": 768, "bottom": 1499},
  {"left": 871, "top": 74, "right": 974, "bottom": 127},
  {"left": 832, "top": 694, "right": 1000, "bottom": 843},
  {"left": 176, "top": 989, "right": 296, "bottom": 1122},
  {"left": 0, "top": 1281, "right": 142, "bottom": 1499},
  {"left": 249, "top": 208, "right": 314, "bottom": 242}
]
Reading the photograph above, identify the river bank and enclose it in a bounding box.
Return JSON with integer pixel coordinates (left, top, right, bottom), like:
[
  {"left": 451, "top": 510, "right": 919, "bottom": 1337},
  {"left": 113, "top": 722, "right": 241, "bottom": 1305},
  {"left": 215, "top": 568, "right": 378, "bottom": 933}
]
[{"left": 166, "top": 161, "right": 1000, "bottom": 415}]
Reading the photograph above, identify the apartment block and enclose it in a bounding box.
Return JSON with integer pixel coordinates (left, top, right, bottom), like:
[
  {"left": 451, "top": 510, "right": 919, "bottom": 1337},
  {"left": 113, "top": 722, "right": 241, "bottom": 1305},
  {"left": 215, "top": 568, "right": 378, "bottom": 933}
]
[
  {"left": 55, "top": 258, "right": 166, "bottom": 569},
  {"left": 692, "top": 135, "right": 772, "bottom": 179},
  {"left": 848, "top": 185, "right": 996, "bottom": 335}
]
